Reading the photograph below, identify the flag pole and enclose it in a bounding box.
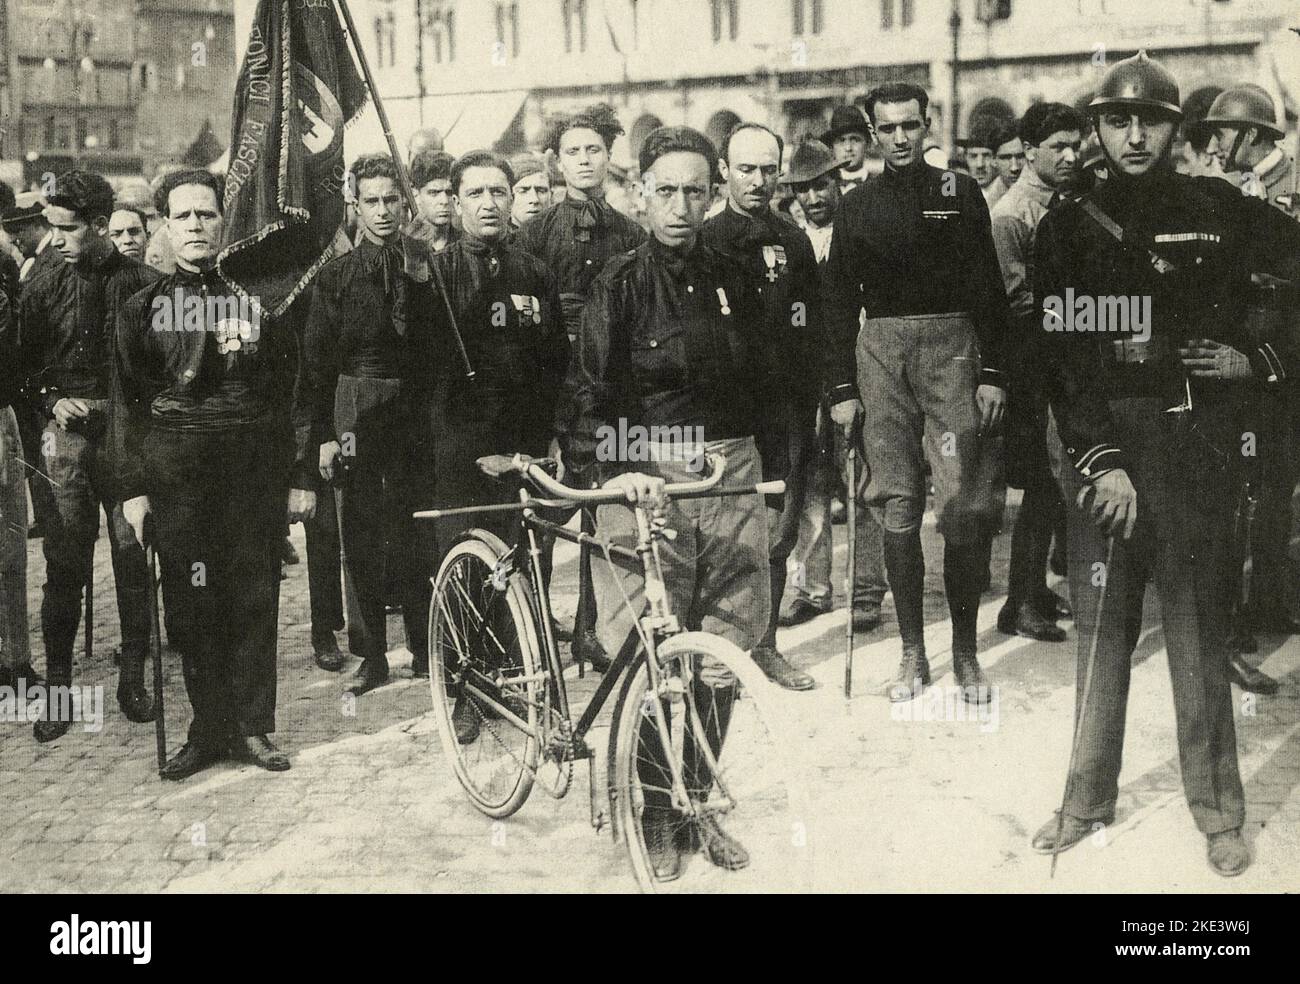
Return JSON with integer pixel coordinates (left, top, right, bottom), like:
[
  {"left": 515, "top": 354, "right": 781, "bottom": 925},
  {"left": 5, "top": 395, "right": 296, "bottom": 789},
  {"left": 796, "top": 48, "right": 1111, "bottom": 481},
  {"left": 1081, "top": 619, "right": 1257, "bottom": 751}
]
[{"left": 333, "top": 0, "right": 475, "bottom": 381}]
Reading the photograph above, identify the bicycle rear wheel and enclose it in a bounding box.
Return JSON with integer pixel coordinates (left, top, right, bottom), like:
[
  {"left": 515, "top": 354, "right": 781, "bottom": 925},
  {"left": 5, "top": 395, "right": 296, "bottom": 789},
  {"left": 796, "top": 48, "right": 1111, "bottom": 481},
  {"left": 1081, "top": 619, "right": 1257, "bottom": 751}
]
[
  {"left": 428, "top": 532, "right": 540, "bottom": 818},
  {"left": 609, "top": 631, "right": 814, "bottom": 893}
]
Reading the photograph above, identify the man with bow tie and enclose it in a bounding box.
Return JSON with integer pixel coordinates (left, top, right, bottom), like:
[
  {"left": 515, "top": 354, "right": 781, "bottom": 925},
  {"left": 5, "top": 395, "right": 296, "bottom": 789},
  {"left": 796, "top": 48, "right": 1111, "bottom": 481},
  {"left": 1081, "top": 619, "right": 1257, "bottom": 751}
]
[
  {"left": 113, "top": 169, "right": 317, "bottom": 779},
  {"left": 517, "top": 103, "right": 646, "bottom": 672},
  {"left": 298, "top": 153, "right": 439, "bottom": 698},
  {"left": 426, "top": 150, "right": 568, "bottom": 743},
  {"left": 700, "top": 122, "right": 847, "bottom": 691}
]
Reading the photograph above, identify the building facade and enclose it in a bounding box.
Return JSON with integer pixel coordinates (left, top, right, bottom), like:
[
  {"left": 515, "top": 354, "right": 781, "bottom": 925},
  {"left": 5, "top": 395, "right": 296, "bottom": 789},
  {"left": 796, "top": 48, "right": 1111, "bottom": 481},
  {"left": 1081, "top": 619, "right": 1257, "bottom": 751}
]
[
  {"left": 132, "top": 0, "right": 237, "bottom": 175},
  {"left": 326, "top": 0, "right": 1296, "bottom": 168}
]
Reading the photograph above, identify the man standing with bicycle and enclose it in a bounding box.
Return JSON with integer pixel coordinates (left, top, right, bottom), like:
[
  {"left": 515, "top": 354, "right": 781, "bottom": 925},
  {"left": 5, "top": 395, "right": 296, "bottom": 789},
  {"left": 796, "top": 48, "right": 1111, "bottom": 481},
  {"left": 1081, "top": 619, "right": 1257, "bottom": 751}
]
[{"left": 562, "top": 126, "right": 797, "bottom": 880}]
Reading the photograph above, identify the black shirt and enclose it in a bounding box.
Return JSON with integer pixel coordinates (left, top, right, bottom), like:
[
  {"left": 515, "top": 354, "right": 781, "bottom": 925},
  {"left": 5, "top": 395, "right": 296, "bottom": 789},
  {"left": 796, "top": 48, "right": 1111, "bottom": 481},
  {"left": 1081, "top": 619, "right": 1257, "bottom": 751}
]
[
  {"left": 428, "top": 235, "right": 568, "bottom": 456},
  {"left": 701, "top": 203, "right": 827, "bottom": 415},
  {"left": 113, "top": 266, "right": 304, "bottom": 498},
  {"left": 1035, "top": 166, "right": 1300, "bottom": 481},
  {"left": 298, "top": 238, "right": 432, "bottom": 447},
  {"left": 19, "top": 247, "right": 161, "bottom": 413},
  {"left": 563, "top": 237, "right": 794, "bottom": 481},
  {"left": 516, "top": 195, "right": 647, "bottom": 335},
  {"left": 825, "top": 159, "right": 1010, "bottom": 396}
]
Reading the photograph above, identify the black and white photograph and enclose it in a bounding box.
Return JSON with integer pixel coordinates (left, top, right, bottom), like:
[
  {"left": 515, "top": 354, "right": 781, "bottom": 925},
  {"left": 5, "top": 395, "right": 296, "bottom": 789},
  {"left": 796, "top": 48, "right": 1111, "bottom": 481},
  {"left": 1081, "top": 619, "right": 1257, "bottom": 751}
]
[{"left": 0, "top": 0, "right": 1297, "bottom": 930}]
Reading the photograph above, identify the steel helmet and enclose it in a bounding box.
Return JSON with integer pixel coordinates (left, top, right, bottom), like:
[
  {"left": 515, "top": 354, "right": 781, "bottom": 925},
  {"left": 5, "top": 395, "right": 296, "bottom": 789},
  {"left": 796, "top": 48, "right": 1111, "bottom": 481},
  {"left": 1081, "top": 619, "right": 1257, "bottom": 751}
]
[
  {"left": 1202, "top": 84, "right": 1283, "bottom": 139},
  {"left": 1089, "top": 50, "right": 1183, "bottom": 119}
]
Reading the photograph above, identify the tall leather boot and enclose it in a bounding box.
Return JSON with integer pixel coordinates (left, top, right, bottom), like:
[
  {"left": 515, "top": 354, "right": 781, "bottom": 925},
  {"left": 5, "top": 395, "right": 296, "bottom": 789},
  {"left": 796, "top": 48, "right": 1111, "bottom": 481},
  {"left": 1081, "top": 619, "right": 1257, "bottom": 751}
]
[{"left": 117, "top": 648, "right": 157, "bottom": 722}]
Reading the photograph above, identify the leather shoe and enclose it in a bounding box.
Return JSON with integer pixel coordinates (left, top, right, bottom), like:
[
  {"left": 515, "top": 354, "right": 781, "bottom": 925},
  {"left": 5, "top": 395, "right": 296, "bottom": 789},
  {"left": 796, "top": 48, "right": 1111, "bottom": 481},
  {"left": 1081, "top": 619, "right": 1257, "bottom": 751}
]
[
  {"left": 694, "top": 813, "right": 750, "bottom": 870},
  {"left": 1206, "top": 828, "right": 1249, "bottom": 877},
  {"left": 1032, "top": 589, "right": 1072, "bottom": 620},
  {"left": 345, "top": 657, "right": 389, "bottom": 696},
  {"left": 952, "top": 651, "right": 993, "bottom": 705},
  {"left": 851, "top": 604, "right": 882, "bottom": 632},
  {"left": 1228, "top": 655, "right": 1278, "bottom": 695},
  {"left": 750, "top": 645, "right": 815, "bottom": 691},
  {"left": 281, "top": 538, "right": 300, "bottom": 565},
  {"left": 312, "top": 630, "right": 346, "bottom": 672},
  {"left": 409, "top": 651, "right": 429, "bottom": 678},
  {"left": 572, "top": 629, "right": 611, "bottom": 672},
  {"left": 779, "top": 598, "right": 826, "bottom": 627},
  {"left": 1031, "top": 811, "right": 1101, "bottom": 855},
  {"left": 229, "top": 735, "right": 290, "bottom": 772},
  {"left": 642, "top": 808, "right": 682, "bottom": 882},
  {"left": 997, "top": 602, "right": 1066, "bottom": 642},
  {"left": 117, "top": 680, "right": 157, "bottom": 723},
  {"left": 452, "top": 693, "right": 480, "bottom": 744},
  {"left": 160, "top": 740, "right": 223, "bottom": 781},
  {"left": 887, "top": 645, "right": 930, "bottom": 701},
  {"left": 33, "top": 718, "right": 71, "bottom": 743}
]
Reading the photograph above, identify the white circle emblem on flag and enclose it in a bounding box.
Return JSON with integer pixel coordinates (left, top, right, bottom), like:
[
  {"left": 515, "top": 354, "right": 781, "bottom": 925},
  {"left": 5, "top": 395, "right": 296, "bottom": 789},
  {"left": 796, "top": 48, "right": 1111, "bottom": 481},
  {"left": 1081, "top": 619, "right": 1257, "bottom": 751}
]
[{"left": 294, "top": 64, "right": 344, "bottom": 160}]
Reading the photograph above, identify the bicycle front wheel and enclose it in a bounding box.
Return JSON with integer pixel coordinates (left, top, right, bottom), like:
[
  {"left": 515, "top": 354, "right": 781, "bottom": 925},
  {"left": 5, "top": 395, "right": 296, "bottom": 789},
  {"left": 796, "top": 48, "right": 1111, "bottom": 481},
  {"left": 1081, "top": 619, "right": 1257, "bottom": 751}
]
[
  {"left": 609, "top": 631, "right": 815, "bottom": 893},
  {"left": 428, "top": 531, "right": 540, "bottom": 818}
]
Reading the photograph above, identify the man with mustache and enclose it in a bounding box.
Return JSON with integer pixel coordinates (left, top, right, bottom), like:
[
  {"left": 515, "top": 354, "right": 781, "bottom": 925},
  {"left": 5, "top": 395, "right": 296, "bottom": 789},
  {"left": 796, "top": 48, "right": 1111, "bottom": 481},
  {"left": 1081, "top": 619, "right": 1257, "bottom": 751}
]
[
  {"left": 826, "top": 82, "right": 1010, "bottom": 706},
  {"left": 1029, "top": 52, "right": 1300, "bottom": 876},
  {"left": 779, "top": 139, "right": 890, "bottom": 635},
  {"left": 990, "top": 103, "right": 1085, "bottom": 644},
  {"left": 17, "top": 170, "right": 161, "bottom": 740},
  {"left": 699, "top": 122, "right": 841, "bottom": 691},
  {"left": 114, "top": 168, "right": 317, "bottom": 779},
  {"left": 517, "top": 104, "right": 646, "bottom": 672}
]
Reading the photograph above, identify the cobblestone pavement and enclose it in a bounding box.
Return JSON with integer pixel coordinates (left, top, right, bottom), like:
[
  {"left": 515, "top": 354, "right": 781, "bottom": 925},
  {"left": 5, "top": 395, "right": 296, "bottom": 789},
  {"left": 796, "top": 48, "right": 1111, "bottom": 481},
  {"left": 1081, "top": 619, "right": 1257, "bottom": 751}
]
[{"left": 2, "top": 494, "right": 1298, "bottom": 893}]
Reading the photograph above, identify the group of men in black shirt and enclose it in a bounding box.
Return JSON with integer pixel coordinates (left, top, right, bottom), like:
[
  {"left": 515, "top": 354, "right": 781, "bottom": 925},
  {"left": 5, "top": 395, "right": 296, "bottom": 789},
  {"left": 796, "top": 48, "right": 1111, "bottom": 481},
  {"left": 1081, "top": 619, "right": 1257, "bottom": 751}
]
[{"left": 2, "top": 49, "right": 1298, "bottom": 882}]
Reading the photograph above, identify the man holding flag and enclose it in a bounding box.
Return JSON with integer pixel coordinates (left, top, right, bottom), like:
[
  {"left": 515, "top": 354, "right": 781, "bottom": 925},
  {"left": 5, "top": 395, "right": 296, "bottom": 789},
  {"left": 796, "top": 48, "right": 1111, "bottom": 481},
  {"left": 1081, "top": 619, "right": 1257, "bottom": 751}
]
[{"left": 111, "top": 0, "right": 368, "bottom": 779}]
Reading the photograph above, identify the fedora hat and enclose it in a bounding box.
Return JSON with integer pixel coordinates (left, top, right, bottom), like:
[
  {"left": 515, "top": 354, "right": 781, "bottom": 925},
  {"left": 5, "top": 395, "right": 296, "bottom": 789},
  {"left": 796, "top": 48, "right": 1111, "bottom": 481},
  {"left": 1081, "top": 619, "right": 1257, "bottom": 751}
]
[{"left": 782, "top": 139, "right": 840, "bottom": 184}]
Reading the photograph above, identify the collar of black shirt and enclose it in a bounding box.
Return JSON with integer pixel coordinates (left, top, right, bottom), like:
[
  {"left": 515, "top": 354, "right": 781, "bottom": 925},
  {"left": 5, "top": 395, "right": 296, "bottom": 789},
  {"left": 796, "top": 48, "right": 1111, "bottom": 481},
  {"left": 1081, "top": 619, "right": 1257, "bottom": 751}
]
[{"left": 647, "top": 237, "right": 708, "bottom": 280}]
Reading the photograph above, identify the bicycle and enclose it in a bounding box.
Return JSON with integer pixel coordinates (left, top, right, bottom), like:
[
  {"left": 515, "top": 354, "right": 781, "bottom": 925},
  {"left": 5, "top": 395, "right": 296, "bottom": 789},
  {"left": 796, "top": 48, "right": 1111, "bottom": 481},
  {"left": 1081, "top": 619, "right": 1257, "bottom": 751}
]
[{"left": 415, "top": 452, "right": 814, "bottom": 893}]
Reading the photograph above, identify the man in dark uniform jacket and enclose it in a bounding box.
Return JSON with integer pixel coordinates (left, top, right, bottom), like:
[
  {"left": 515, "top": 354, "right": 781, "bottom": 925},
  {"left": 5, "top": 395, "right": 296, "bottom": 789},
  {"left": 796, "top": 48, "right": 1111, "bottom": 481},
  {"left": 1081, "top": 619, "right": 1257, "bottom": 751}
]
[
  {"left": 18, "top": 170, "right": 162, "bottom": 741},
  {"left": 300, "top": 153, "right": 438, "bottom": 698},
  {"left": 826, "top": 82, "right": 1010, "bottom": 705},
  {"left": 517, "top": 103, "right": 646, "bottom": 670},
  {"left": 425, "top": 150, "right": 568, "bottom": 742},
  {"left": 701, "top": 121, "right": 850, "bottom": 691},
  {"left": 564, "top": 126, "right": 798, "bottom": 880},
  {"left": 115, "top": 169, "right": 317, "bottom": 780},
  {"left": 1028, "top": 52, "right": 1300, "bottom": 877}
]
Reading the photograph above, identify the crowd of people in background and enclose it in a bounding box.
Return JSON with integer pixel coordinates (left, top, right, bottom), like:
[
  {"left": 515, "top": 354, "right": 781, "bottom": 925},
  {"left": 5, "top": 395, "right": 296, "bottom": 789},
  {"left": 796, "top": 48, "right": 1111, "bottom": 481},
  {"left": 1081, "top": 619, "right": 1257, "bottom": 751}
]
[{"left": 1, "top": 46, "right": 1298, "bottom": 882}]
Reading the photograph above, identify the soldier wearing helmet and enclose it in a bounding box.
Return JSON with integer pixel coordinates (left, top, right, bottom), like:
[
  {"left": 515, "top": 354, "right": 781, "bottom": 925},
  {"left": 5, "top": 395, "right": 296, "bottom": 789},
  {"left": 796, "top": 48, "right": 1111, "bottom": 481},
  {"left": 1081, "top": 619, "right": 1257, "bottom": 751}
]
[
  {"left": 1029, "top": 51, "right": 1300, "bottom": 878},
  {"left": 1204, "top": 84, "right": 1296, "bottom": 215}
]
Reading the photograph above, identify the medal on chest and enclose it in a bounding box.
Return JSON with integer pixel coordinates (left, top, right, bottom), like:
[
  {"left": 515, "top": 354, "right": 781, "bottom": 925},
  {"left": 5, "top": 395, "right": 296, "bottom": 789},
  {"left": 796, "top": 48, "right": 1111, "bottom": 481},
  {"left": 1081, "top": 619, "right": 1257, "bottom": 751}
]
[
  {"left": 511, "top": 293, "right": 542, "bottom": 325},
  {"left": 761, "top": 244, "right": 787, "bottom": 284},
  {"left": 716, "top": 287, "right": 731, "bottom": 316}
]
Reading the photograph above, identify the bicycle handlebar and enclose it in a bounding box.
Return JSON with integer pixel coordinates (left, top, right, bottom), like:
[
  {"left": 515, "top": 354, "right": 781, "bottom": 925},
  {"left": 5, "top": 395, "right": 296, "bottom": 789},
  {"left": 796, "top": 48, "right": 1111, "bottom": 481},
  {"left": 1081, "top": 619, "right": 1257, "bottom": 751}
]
[{"left": 524, "top": 452, "right": 733, "bottom": 504}]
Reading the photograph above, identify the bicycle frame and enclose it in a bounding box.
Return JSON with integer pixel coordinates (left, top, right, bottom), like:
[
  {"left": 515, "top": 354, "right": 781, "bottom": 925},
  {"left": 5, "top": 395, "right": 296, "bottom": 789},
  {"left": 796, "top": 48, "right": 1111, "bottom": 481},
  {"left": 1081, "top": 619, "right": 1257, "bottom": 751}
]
[{"left": 508, "top": 493, "right": 726, "bottom": 825}]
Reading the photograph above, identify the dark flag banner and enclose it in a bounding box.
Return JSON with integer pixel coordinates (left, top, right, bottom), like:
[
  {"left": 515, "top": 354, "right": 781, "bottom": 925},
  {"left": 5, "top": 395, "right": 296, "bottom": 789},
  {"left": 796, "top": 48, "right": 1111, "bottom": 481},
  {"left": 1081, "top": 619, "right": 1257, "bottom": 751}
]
[{"left": 218, "top": 0, "right": 368, "bottom": 317}]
